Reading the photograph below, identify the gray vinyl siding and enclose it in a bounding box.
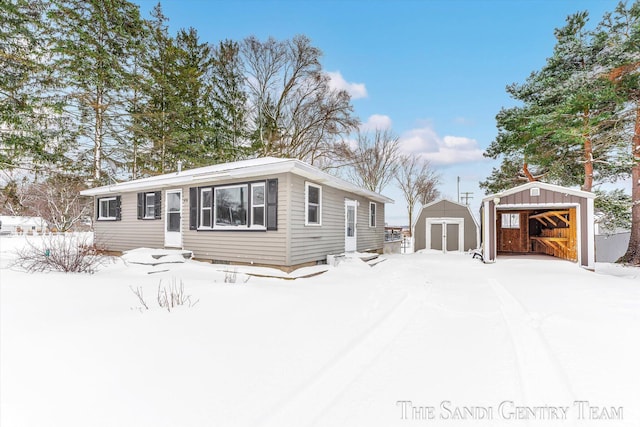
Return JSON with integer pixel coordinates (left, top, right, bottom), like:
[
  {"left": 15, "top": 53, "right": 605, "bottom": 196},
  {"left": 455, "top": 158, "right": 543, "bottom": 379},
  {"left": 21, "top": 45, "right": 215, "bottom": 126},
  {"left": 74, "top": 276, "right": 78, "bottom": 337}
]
[
  {"left": 414, "top": 200, "right": 478, "bottom": 251},
  {"left": 94, "top": 192, "right": 164, "bottom": 251},
  {"left": 358, "top": 201, "right": 385, "bottom": 252},
  {"left": 288, "top": 174, "right": 384, "bottom": 265},
  {"left": 181, "top": 173, "right": 289, "bottom": 266},
  {"left": 93, "top": 171, "right": 387, "bottom": 268}
]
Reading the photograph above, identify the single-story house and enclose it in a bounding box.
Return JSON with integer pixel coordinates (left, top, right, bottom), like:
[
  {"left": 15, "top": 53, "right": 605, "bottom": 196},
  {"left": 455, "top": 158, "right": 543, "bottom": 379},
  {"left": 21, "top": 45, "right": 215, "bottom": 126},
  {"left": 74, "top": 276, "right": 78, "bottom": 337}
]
[
  {"left": 80, "top": 157, "right": 393, "bottom": 270},
  {"left": 480, "top": 182, "right": 595, "bottom": 269},
  {"left": 413, "top": 199, "right": 479, "bottom": 252},
  {"left": 0, "top": 216, "right": 48, "bottom": 235}
]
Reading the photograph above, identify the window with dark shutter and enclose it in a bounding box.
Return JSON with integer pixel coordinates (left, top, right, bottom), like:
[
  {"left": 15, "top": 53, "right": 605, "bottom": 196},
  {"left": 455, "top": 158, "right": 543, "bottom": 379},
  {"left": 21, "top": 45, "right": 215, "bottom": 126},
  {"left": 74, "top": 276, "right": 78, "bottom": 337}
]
[
  {"left": 266, "top": 179, "right": 278, "bottom": 230},
  {"left": 115, "top": 196, "right": 122, "bottom": 221},
  {"left": 154, "top": 191, "right": 162, "bottom": 219},
  {"left": 189, "top": 187, "right": 198, "bottom": 230},
  {"left": 137, "top": 193, "right": 144, "bottom": 219}
]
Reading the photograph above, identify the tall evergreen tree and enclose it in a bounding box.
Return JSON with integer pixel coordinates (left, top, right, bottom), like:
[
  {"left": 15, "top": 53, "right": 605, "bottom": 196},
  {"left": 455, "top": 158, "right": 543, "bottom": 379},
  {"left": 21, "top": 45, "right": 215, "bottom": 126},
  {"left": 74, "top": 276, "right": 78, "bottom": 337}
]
[
  {"left": 48, "top": 0, "right": 145, "bottom": 183},
  {"left": 172, "top": 27, "right": 215, "bottom": 168},
  {"left": 596, "top": 1, "right": 640, "bottom": 264},
  {"left": 209, "top": 39, "right": 250, "bottom": 162},
  {"left": 0, "top": 0, "right": 70, "bottom": 174}
]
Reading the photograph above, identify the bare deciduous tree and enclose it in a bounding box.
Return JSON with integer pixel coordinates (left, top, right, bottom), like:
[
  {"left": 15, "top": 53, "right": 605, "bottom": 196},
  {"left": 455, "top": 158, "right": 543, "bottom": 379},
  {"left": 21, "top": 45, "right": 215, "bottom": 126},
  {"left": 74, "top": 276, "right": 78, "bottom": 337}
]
[
  {"left": 335, "top": 129, "right": 400, "bottom": 193},
  {"left": 26, "top": 174, "right": 92, "bottom": 231},
  {"left": 395, "top": 155, "right": 440, "bottom": 235},
  {"left": 242, "top": 35, "right": 358, "bottom": 165}
]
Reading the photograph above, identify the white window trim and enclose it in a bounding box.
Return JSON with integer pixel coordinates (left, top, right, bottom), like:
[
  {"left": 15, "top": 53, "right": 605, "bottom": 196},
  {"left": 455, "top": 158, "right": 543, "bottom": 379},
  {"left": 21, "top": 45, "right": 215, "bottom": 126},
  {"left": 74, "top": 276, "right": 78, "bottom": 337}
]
[
  {"left": 501, "top": 213, "right": 520, "bottom": 229},
  {"left": 199, "top": 188, "right": 213, "bottom": 229},
  {"left": 369, "top": 202, "right": 377, "bottom": 227},
  {"left": 98, "top": 197, "right": 117, "bottom": 220},
  {"left": 144, "top": 193, "right": 155, "bottom": 219},
  {"left": 214, "top": 183, "right": 249, "bottom": 229},
  {"left": 250, "top": 182, "right": 266, "bottom": 229},
  {"left": 305, "top": 182, "right": 322, "bottom": 226}
]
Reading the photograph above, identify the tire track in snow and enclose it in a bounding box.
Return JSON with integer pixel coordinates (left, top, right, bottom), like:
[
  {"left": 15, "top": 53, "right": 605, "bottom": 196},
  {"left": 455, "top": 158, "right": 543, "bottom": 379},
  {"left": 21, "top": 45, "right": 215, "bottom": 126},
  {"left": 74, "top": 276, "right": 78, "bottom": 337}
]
[
  {"left": 487, "top": 278, "right": 577, "bottom": 415},
  {"left": 255, "top": 282, "right": 431, "bottom": 427}
]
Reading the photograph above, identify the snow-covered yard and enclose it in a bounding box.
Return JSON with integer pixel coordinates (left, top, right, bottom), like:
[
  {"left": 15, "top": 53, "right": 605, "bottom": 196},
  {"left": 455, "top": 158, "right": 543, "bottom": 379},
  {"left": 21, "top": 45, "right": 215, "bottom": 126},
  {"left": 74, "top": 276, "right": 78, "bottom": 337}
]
[{"left": 1, "top": 234, "right": 639, "bottom": 427}]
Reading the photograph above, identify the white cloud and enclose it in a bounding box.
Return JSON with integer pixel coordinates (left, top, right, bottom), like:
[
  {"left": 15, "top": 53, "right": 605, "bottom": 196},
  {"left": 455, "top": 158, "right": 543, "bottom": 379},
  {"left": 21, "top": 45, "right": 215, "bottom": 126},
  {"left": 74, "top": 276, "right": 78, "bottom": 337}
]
[
  {"left": 360, "top": 114, "right": 392, "bottom": 131},
  {"left": 399, "top": 124, "right": 486, "bottom": 165},
  {"left": 327, "top": 71, "right": 367, "bottom": 99}
]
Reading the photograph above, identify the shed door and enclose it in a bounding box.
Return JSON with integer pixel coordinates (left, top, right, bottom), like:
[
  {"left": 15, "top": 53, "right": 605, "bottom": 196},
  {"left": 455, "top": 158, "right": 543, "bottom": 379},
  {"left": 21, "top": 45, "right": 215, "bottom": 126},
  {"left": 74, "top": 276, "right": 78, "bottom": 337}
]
[
  {"left": 165, "top": 189, "right": 182, "bottom": 248},
  {"left": 498, "top": 212, "right": 528, "bottom": 253},
  {"left": 345, "top": 200, "right": 357, "bottom": 252},
  {"left": 425, "top": 218, "right": 464, "bottom": 253}
]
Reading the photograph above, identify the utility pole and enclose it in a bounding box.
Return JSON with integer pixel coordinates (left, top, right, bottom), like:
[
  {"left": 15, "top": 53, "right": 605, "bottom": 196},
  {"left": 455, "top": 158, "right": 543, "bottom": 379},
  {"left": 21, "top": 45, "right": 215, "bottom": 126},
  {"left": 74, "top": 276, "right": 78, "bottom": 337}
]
[
  {"left": 460, "top": 192, "right": 474, "bottom": 205},
  {"left": 457, "top": 176, "right": 460, "bottom": 203}
]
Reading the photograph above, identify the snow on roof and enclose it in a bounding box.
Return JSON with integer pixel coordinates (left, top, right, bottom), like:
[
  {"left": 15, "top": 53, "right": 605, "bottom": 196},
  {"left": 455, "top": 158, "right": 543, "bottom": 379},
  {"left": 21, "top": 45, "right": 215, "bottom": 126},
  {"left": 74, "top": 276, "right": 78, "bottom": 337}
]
[
  {"left": 482, "top": 181, "right": 595, "bottom": 202},
  {"left": 80, "top": 157, "right": 393, "bottom": 203}
]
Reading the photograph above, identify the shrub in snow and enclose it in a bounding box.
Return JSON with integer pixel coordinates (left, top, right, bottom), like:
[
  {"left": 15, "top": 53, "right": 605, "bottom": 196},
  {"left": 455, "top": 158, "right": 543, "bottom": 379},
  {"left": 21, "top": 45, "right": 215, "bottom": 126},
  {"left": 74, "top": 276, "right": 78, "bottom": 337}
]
[
  {"left": 13, "top": 233, "right": 105, "bottom": 274},
  {"left": 156, "top": 278, "right": 199, "bottom": 312},
  {"left": 224, "top": 269, "right": 238, "bottom": 284}
]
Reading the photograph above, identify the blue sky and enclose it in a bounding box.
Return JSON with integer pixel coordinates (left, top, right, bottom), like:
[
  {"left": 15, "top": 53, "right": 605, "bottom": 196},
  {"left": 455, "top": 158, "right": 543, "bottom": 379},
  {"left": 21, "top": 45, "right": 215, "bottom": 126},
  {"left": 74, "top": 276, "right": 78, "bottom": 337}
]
[{"left": 134, "top": 0, "right": 622, "bottom": 225}]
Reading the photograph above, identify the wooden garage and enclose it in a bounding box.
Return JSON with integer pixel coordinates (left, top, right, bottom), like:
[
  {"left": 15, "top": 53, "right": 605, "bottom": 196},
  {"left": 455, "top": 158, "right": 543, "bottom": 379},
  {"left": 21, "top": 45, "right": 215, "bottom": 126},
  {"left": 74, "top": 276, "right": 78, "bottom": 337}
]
[
  {"left": 481, "top": 182, "right": 595, "bottom": 269},
  {"left": 413, "top": 199, "right": 479, "bottom": 252}
]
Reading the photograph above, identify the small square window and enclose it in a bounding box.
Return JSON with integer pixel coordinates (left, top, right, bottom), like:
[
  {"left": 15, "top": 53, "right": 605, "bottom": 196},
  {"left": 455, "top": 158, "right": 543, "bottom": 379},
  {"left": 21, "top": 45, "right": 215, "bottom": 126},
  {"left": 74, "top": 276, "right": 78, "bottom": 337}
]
[
  {"left": 501, "top": 213, "right": 520, "bottom": 229},
  {"left": 98, "top": 197, "right": 117, "bottom": 220}
]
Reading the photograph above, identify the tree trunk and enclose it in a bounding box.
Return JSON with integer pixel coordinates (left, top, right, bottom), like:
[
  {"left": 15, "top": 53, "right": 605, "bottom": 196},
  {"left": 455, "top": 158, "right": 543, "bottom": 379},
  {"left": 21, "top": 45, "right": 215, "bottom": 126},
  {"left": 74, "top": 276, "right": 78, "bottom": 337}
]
[
  {"left": 94, "top": 91, "right": 103, "bottom": 182},
  {"left": 618, "top": 102, "right": 640, "bottom": 265},
  {"left": 582, "top": 109, "right": 594, "bottom": 192}
]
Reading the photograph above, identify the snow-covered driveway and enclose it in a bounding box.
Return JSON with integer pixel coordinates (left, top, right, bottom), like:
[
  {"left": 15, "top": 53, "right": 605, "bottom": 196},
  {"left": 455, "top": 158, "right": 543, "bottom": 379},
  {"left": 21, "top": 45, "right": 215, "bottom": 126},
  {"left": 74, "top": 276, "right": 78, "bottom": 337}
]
[{"left": 1, "top": 238, "right": 639, "bottom": 427}]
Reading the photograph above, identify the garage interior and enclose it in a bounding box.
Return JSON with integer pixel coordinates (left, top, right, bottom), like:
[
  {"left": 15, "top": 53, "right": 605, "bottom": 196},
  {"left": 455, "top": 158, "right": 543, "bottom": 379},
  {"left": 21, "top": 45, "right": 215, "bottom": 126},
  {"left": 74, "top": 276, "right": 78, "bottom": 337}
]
[{"left": 496, "top": 208, "right": 577, "bottom": 262}]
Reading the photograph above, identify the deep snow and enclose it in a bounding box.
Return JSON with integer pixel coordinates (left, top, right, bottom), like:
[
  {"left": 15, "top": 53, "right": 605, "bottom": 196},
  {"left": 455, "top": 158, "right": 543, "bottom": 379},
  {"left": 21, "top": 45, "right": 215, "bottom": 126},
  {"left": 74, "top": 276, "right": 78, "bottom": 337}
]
[{"left": 1, "top": 234, "right": 638, "bottom": 427}]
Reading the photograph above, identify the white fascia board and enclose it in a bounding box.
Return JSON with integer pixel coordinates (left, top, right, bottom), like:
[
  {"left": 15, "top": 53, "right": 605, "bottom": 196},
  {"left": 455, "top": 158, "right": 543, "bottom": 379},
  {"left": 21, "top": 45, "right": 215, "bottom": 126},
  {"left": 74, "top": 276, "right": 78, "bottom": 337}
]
[
  {"left": 482, "top": 181, "right": 595, "bottom": 202},
  {"left": 80, "top": 158, "right": 394, "bottom": 204}
]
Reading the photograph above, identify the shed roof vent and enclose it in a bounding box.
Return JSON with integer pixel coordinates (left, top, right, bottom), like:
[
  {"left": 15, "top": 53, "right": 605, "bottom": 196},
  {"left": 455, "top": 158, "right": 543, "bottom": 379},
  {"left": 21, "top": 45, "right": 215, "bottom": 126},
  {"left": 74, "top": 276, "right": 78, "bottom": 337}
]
[{"left": 530, "top": 187, "right": 540, "bottom": 197}]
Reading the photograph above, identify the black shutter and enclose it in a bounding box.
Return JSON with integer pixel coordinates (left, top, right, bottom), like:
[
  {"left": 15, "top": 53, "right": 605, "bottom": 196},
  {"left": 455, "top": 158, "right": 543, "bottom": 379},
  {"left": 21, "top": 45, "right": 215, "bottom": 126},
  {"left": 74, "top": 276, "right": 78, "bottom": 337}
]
[
  {"left": 154, "top": 191, "right": 162, "bottom": 219},
  {"left": 137, "top": 193, "right": 143, "bottom": 219},
  {"left": 189, "top": 187, "right": 198, "bottom": 230},
  {"left": 266, "top": 179, "right": 278, "bottom": 231},
  {"left": 96, "top": 198, "right": 100, "bottom": 220},
  {"left": 115, "top": 196, "right": 122, "bottom": 221}
]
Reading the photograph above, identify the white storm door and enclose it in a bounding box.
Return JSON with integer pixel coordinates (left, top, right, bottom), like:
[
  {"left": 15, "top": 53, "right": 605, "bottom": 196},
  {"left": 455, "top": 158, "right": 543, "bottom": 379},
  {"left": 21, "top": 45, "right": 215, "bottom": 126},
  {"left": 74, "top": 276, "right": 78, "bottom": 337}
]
[
  {"left": 345, "top": 200, "right": 357, "bottom": 252},
  {"left": 165, "top": 189, "right": 182, "bottom": 248}
]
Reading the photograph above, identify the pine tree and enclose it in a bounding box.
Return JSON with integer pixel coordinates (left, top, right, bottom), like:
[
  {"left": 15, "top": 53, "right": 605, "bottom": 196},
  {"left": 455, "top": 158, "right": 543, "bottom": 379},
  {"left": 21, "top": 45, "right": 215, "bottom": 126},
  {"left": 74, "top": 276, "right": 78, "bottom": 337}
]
[
  {"left": 597, "top": 1, "right": 640, "bottom": 264},
  {"left": 48, "top": 0, "right": 145, "bottom": 183},
  {"left": 0, "top": 0, "right": 71, "bottom": 174},
  {"left": 209, "top": 39, "right": 250, "bottom": 162},
  {"left": 482, "top": 11, "right": 625, "bottom": 193}
]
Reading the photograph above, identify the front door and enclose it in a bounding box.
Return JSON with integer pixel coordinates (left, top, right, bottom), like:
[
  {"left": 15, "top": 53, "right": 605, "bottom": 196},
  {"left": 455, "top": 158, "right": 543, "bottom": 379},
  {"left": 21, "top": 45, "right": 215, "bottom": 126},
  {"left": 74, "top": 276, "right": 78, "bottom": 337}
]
[
  {"left": 345, "top": 200, "right": 357, "bottom": 252},
  {"left": 165, "top": 189, "right": 182, "bottom": 248}
]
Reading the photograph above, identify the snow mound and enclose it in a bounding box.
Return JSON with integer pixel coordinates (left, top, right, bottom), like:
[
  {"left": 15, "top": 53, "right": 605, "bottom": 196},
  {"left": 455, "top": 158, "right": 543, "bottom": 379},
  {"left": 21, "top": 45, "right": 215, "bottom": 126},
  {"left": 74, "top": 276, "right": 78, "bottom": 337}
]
[{"left": 121, "top": 248, "right": 191, "bottom": 265}]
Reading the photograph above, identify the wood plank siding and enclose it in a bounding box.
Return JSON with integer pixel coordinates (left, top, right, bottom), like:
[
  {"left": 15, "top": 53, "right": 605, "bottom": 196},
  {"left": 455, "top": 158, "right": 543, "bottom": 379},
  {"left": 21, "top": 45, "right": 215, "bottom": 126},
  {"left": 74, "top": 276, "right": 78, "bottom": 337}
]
[
  {"left": 485, "top": 185, "right": 591, "bottom": 267},
  {"left": 413, "top": 199, "right": 478, "bottom": 251}
]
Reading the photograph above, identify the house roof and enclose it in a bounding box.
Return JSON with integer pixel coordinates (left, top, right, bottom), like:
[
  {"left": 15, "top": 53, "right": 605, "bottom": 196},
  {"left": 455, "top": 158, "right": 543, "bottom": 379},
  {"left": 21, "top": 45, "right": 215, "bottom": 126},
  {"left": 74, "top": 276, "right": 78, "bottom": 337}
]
[
  {"left": 80, "top": 157, "right": 394, "bottom": 203},
  {"left": 481, "top": 181, "right": 595, "bottom": 203}
]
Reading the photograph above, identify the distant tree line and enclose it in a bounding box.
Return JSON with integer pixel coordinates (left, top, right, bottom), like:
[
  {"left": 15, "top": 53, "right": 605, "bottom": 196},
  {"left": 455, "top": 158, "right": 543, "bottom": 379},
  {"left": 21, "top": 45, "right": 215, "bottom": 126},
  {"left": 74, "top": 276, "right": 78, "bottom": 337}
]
[{"left": 482, "top": 1, "right": 640, "bottom": 264}]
